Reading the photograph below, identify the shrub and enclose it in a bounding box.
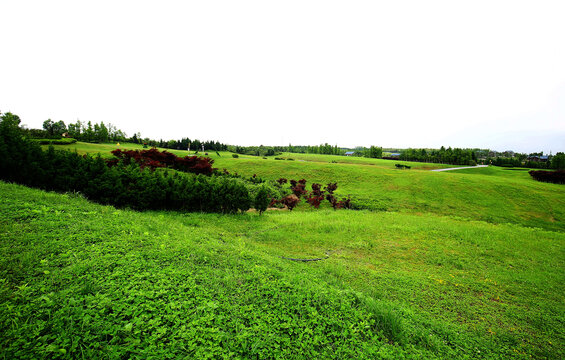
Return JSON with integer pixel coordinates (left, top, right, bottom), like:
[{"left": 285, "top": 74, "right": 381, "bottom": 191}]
[
  {"left": 325, "top": 182, "right": 338, "bottom": 194},
  {"left": 33, "top": 138, "right": 77, "bottom": 145},
  {"left": 306, "top": 195, "right": 324, "bottom": 208},
  {"left": 0, "top": 115, "right": 253, "bottom": 214},
  {"left": 339, "top": 196, "right": 353, "bottom": 209},
  {"left": 247, "top": 174, "right": 265, "bottom": 184},
  {"left": 232, "top": 154, "right": 239, "bottom": 158},
  {"left": 290, "top": 179, "right": 307, "bottom": 198},
  {"left": 110, "top": 148, "right": 214, "bottom": 175},
  {"left": 529, "top": 170, "right": 565, "bottom": 184},
  {"left": 281, "top": 194, "right": 300, "bottom": 211},
  {"left": 311, "top": 183, "right": 323, "bottom": 196},
  {"left": 324, "top": 182, "right": 340, "bottom": 209},
  {"left": 254, "top": 186, "right": 271, "bottom": 215}
]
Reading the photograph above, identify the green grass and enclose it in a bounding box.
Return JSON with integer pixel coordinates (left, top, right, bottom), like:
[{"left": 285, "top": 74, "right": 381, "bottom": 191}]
[
  {"left": 46, "top": 142, "right": 565, "bottom": 231},
  {"left": 1, "top": 182, "right": 563, "bottom": 358}
]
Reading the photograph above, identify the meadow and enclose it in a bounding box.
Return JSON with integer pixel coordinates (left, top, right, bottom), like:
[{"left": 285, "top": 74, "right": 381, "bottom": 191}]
[
  {"left": 0, "top": 141, "right": 562, "bottom": 358},
  {"left": 46, "top": 142, "right": 565, "bottom": 231}
]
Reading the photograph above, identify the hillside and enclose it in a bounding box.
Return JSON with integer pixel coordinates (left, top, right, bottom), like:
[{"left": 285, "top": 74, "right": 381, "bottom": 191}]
[
  {"left": 47, "top": 142, "right": 565, "bottom": 231},
  {"left": 1, "top": 175, "right": 564, "bottom": 358}
]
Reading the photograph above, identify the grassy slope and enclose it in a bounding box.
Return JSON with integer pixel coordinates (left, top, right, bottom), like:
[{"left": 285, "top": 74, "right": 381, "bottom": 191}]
[
  {"left": 1, "top": 182, "right": 564, "bottom": 359},
  {"left": 49, "top": 142, "right": 565, "bottom": 231}
]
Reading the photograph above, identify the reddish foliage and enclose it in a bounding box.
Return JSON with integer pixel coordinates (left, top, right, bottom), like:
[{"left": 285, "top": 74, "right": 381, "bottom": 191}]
[
  {"left": 277, "top": 178, "right": 288, "bottom": 185},
  {"left": 106, "top": 159, "right": 119, "bottom": 168},
  {"left": 281, "top": 194, "right": 300, "bottom": 211},
  {"left": 325, "top": 182, "right": 338, "bottom": 194},
  {"left": 290, "top": 179, "right": 308, "bottom": 198},
  {"left": 311, "top": 183, "right": 323, "bottom": 196},
  {"left": 339, "top": 196, "right": 352, "bottom": 209},
  {"left": 109, "top": 148, "right": 214, "bottom": 175},
  {"left": 306, "top": 195, "right": 324, "bottom": 208},
  {"left": 325, "top": 195, "right": 338, "bottom": 210},
  {"left": 529, "top": 170, "right": 565, "bottom": 184},
  {"left": 305, "top": 183, "right": 325, "bottom": 208}
]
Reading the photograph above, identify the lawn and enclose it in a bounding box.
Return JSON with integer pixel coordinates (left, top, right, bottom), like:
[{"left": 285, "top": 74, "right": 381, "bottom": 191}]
[
  {"left": 48, "top": 142, "right": 565, "bottom": 231},
  {"left": 1, "top": 182, "right": 563, "bottom": 358}
]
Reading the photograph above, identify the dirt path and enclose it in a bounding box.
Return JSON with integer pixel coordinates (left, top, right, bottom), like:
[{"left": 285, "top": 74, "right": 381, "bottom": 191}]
[{"left": 431, "top": 165, "right": 489, "bottom": 172}]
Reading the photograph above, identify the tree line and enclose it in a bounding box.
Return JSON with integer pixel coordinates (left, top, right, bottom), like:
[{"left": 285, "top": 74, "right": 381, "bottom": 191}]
[
  {"left": 489, "top": 154, "right": 565, "bottom": 170},
  {"left": 399, "top": 147, "right": 478, "bottom": 166},
  {"left": 1, "top": 112, "right": 355, "bottom": 214},
  {"left": 0, "top": 113, "right": 250, "bottom": 213},
  {"left": 26, "top": 119, "right": 229, "bottom": 152},
  {"left": 22, "top": 115, "right": 564, "bottom": 168}
]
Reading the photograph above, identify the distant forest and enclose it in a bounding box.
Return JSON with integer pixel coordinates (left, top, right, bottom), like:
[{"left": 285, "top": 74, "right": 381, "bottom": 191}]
[{"left": 25, "top": 118, "right": 565, "bottom": 169}]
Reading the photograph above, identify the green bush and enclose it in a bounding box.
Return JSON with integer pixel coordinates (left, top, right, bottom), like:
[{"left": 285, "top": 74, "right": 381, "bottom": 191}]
[
  {"left": 254, "top": 186, "right": 271, "bottom": 215},
  {"left": 32, "top": 138, "right": 77, "bottom": 145},
  {"left": 0, "top": 115, "right": 252, "bottom": 214},
  {"left": 232, "top": 154, "right": 239, "bottom": 158}
]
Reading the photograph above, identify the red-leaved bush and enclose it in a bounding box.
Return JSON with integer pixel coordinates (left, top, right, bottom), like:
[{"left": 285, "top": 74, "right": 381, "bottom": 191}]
[
  {"left": 109, "top": 148, "right": 214, "bottom": 175},
  {"left": 290, "top": 179, "right": 308, "bottom": 198},
  {"left": 281, "top": 194, "right": 300, "bottom": 211},
  {"left": 306, "top": 183, "right": 325, "bottom": 208},
  {"left": 529, "top": 170, "right": 565, "bottom": 184},
  {"left": 306, "top": 195, "right": 324, "bottom": 208}
]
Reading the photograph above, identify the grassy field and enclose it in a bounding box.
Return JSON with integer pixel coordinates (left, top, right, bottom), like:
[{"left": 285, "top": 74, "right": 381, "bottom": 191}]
[
  {"left": 1, "top": 181, "right": 564, "bottom": 358},
  {"left": 46, "top": 142, "right": 565, "bottom": 231},
  {"left": 5, "top": 141, "right": 561, "bottom": 358}
]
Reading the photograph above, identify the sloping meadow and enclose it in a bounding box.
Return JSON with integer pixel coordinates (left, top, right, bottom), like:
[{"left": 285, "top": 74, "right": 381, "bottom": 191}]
[
  {"left": 1, "top": 182, "right": 564, "bottom": 358},
  {"left": 50, "top": 142, "right": 565, "bottom": 231}
]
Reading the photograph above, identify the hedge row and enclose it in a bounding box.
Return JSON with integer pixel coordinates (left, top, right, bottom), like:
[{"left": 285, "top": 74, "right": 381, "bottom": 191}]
[
  {"left": 528, "top": 170, "right": 565, "bottom": 184},
  {"left": 108, "top": 148, "right": 215, "bottom": 175},
  {"left": 32, "top": 138, "right": 77, "bottom": 145},
  {"left": 0, "top": 118, "right": 251, "bottom": 213}
]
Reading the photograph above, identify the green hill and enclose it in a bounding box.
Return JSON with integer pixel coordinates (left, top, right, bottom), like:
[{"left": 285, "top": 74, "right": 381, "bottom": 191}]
[
  {"left": 1, "top": 178, "right": 564, "bottom": 358},
  {"left": 2, "top": 141, "right": 562, "bottom": 358},
  {"left": 49, "top": 142, "right": 565, "bottom": 231}
]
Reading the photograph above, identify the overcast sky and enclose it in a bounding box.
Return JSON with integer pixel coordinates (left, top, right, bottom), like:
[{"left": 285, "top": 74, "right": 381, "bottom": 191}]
[{"left": 1, "top": 1, "right": 564, "bottom": 153}]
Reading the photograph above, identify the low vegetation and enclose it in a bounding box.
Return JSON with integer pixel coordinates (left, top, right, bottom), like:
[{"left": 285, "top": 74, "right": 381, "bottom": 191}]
[
  {"left": 529, "top": 169, "right": 565, "bottom": 184},
  {"left": 1, "top": 182, "right": 563, "bottom": 358},
  {"left": 1, "top": 112, "right": 564, "bottom": 358}
]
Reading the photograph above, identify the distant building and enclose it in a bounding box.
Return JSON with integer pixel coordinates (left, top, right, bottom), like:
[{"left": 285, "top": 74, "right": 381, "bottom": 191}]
[
  {"left": 527, "top": 155, "right": 549, "bottom": 162},
  {"left": 345, "top": 151, "right": 355, "bottom": 156}
]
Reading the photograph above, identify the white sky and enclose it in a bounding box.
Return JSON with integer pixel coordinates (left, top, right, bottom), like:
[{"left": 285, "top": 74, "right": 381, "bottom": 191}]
[{"left": 1, "top": 0, "right": 564, "bottom": 153}]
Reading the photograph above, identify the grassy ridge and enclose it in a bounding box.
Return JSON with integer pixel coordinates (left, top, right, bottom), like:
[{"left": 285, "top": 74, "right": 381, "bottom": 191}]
[
  {"left": 0, "top": 183, "right": 404, "bottom": 358},
  {"left": 48, "top": 142, "right": 565, "bottom": 231},
  {"left": 1, "top": 182, "right": 563, "bottom": 358}
]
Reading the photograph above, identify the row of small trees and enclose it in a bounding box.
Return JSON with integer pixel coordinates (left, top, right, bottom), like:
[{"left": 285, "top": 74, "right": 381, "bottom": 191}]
[
  {"left": 399, "top": 147, "right": 478, "bottom": 166},
  {"left": 0, "top": 113, "right": 250, "bottom": 213},
  {"left": 271, "top": 178, "right": 352, "bottom": 211},
  {"left": 1, "top": 112, "right": 355, "bottom": 214},
  {"left": 28, "top": 118, "right": 229, "bottom": 152},
  {"left": 491, "top": 154, "right": 565, "bottom": 170},
  {"left": 36, "top": 119, "right": 127, "bottom": 143}
]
